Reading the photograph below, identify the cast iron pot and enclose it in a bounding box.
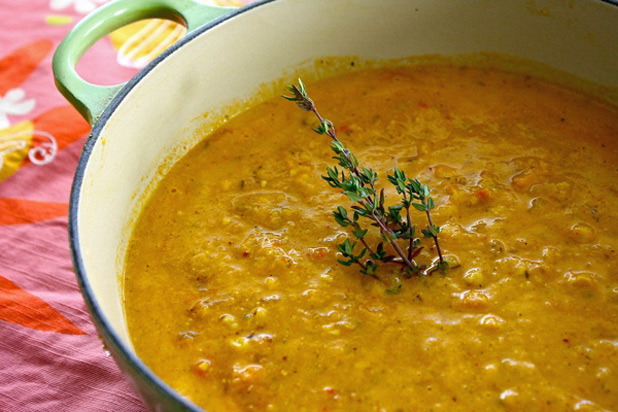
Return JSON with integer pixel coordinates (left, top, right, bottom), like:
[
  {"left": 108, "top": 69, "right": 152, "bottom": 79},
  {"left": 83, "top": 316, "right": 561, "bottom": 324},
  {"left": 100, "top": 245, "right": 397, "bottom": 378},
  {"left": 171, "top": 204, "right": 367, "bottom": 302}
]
[{"left": 53, "top": 0, "right": 618, "bottom": 410}]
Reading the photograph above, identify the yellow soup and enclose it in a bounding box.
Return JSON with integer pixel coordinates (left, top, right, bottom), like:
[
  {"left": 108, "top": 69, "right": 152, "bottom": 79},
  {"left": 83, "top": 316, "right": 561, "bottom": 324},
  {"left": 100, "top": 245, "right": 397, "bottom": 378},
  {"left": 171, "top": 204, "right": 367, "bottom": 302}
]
[{"left": 124, "top": 63, "right": 618, "bottom": 411}]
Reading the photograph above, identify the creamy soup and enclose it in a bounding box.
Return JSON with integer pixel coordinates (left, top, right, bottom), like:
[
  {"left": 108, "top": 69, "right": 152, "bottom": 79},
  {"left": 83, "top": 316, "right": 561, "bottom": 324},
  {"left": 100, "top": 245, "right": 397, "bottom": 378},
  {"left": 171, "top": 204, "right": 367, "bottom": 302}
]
[{"left": 124, "top": 63, "right": 618, "bottom": 411}]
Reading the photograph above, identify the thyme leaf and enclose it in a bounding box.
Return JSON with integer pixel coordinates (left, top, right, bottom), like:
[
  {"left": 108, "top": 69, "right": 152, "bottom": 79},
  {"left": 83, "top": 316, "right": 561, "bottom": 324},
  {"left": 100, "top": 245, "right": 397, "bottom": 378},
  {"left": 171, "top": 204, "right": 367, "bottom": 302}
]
[{"left": 283, "top": 79, "right": 448, "bottom": 285}]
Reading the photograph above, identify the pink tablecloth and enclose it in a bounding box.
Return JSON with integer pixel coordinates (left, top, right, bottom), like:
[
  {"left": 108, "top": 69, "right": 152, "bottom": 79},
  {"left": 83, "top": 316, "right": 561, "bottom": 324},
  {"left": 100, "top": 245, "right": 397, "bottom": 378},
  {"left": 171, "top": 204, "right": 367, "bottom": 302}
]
[{"left": 0, "top": 1, "right": 251, "bottom": 410}]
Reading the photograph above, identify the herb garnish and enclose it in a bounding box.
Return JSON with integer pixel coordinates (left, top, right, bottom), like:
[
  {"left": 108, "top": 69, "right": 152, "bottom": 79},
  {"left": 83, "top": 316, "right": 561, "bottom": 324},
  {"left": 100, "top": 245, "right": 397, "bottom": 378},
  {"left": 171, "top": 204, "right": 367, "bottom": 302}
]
[{"left": 283, "top": 79, "right": 447, "bottom": 284}]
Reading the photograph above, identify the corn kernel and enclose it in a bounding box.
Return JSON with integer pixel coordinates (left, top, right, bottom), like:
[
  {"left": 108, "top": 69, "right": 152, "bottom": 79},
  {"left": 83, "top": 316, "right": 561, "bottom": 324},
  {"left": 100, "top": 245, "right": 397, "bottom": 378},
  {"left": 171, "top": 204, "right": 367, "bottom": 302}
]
[
  {"left": 195, "top": 359, "right": 211, "bottom": 373},
  {"left": 264, "top": 276, "right": 278, "bottom": 289},
  {"left": 456, "top": 290, "right": 490, "bottom": 310},
  {"left": 443, "top": 254, "right": 461, "bottom": 269},
  {"left": 479, "top": 314, "right": 505, "bottom": 329},
  {"left": 337, "top": 318, "right": 358, "bottom": 330},
  {"left": 232, "top": 364, "right": 262, "bottom": 382},
  {"left": 254, "top": 307, "right": 267, "bottom": 319},
  {"left": 463, "top": 268, "right": 484, "bottom": 287},
  {"left": 499, "top": 389, "right": 519, "bottom": 408},
  {"left": 193, "top": 359, "right": 212, "bottom": 377},
  {"left": 245, "top": 307, "right": 268, "bottom": 325},
  {"left": 564, "top": 271, "right": 598, "bottom": 291},
  {"left": 220, "top": 313, "right": 238, "bottom": 330},
  {"left": 511, "top": 168, "right": 537, "bottom": 191},
  {"left": 229, "top": 336, "right": 250, "bottom": 349},
  {"left": 570, "top": 222, "right": 595, "bottom": 243}
]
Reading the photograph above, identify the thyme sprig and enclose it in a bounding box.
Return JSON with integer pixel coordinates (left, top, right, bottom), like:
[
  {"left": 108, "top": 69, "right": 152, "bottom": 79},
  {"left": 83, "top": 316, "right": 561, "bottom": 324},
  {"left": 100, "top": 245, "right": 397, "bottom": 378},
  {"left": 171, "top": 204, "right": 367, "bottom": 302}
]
[{"left": 283, "top": 79, "right": 447, "bottom": 282}]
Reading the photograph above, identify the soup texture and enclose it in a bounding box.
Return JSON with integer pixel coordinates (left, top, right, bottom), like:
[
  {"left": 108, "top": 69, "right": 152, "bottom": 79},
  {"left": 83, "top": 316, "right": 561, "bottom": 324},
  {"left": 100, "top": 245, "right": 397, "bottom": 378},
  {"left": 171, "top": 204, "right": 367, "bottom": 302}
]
[{"left": 124, "top": 64, "right": 618, "bottom": 411}]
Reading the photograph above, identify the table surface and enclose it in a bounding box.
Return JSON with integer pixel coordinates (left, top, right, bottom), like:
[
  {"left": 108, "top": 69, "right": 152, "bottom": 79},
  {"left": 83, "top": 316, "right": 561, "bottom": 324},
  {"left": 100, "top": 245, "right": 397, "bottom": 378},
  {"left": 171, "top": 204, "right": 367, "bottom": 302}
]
[{"left": 0, "top": 1, "right": 253, "bottom": 410}]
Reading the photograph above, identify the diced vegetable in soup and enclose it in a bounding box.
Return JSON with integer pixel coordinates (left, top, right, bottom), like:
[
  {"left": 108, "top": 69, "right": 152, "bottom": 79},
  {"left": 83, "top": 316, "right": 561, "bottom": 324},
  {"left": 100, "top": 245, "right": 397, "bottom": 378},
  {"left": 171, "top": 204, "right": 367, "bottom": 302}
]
[{"left": 124, "top": 63, "right": 618, "bottom": 411}]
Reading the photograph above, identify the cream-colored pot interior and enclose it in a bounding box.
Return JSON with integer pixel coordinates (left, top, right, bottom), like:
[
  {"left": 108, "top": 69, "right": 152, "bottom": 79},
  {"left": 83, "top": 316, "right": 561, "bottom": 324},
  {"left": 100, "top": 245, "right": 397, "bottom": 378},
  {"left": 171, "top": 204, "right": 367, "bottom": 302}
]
[{"left": 75, "top": 0, "right": 617, "bottom": 363}]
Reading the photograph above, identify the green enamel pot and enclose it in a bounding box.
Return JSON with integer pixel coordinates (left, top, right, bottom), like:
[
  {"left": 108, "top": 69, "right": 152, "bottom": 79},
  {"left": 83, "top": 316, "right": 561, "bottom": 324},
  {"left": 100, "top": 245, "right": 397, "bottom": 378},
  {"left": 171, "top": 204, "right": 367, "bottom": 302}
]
[{"left": 53, "top": 0, "right": 618, "bottom": 410}]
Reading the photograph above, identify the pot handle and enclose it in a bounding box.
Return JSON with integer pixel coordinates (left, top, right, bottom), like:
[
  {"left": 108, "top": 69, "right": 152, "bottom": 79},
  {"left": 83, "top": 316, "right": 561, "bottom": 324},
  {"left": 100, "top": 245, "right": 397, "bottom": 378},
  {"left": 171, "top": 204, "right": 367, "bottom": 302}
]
[{"left": 52, "top": 0, "right": 232, "bottom": 125}]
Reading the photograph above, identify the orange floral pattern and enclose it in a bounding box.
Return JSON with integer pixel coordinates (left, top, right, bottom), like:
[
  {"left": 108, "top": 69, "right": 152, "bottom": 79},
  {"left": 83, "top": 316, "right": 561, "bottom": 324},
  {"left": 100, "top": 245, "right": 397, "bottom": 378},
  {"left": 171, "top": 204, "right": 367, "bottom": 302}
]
[
  {"left": 0, "top": 275, "right": 85, "bottom": 335},
  {"left": 0, "top": 198, "right": 68, "bottom": 225},
  {"left": 0, "top": 40, "right": 53, "bottom": 95}
]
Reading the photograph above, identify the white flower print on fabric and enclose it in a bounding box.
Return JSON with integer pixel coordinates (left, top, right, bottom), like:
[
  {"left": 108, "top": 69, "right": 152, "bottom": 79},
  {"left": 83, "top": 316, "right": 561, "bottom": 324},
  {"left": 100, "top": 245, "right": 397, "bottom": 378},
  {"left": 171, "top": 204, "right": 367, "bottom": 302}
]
[
  {"left": 0, "top": 88, "right": 35, "bottom": 130},
  {"left": 0, "top": 130, "right": 58, "bottom": 172},
  {"left": 49, "top": 0, "right": 109, "bottom": 14}
]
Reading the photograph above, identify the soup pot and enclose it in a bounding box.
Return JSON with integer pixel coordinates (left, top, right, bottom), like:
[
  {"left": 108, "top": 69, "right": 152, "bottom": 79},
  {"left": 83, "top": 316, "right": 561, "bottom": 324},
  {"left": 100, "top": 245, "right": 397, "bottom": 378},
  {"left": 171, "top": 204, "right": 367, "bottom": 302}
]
[{"left": 53, "top": 0, "right": 618, "bottom": 410}]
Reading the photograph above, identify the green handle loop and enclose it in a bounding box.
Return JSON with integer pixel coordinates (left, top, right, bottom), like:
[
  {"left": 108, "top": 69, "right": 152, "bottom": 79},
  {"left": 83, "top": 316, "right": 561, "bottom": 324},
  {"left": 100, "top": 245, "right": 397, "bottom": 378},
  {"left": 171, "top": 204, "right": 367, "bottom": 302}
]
[{"left": 52, "top": 0, "right": 231, "bottom": 125}]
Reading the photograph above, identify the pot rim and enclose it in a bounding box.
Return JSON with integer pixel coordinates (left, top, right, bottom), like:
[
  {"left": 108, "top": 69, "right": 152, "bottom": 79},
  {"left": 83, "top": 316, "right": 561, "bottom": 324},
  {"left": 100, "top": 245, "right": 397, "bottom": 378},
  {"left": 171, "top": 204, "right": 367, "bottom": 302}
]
[{"left": 69, "top": 0, "right": 275, "bottom": 409}]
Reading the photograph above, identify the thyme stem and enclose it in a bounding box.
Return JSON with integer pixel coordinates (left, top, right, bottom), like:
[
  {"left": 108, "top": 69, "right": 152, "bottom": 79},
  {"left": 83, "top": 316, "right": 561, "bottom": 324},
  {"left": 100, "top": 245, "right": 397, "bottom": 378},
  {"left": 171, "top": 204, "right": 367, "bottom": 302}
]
[{"left": 283, "top": 79, "right": 448, "bottom": 284}]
